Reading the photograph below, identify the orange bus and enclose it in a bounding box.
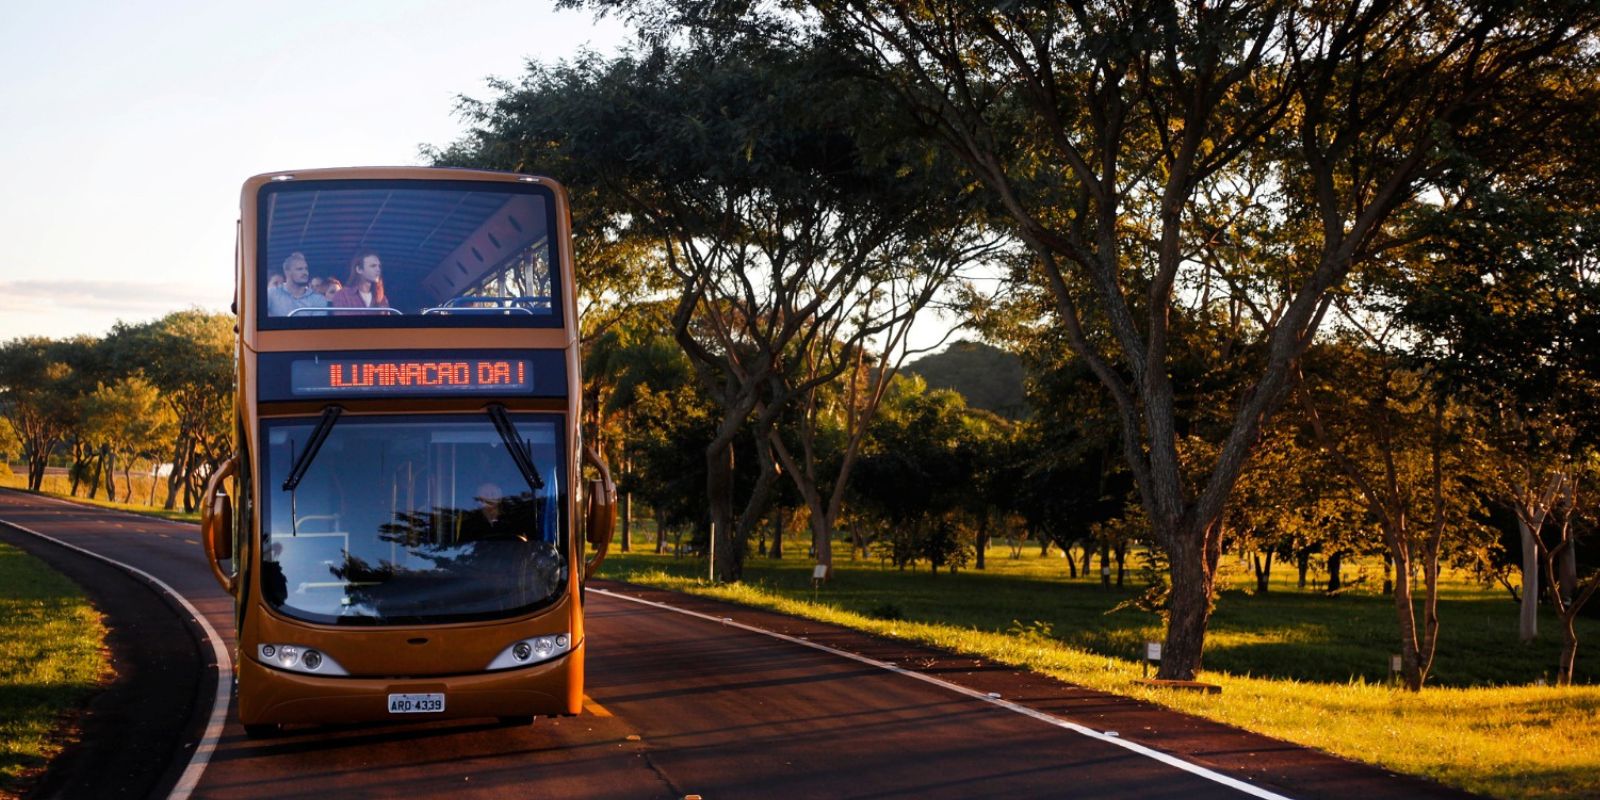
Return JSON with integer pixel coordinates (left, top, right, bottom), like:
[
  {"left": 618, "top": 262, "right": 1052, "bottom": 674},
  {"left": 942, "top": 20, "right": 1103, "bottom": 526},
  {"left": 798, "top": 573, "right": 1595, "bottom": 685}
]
[{"left": 201, "top": 167, "right": 615, "bottom": 737}]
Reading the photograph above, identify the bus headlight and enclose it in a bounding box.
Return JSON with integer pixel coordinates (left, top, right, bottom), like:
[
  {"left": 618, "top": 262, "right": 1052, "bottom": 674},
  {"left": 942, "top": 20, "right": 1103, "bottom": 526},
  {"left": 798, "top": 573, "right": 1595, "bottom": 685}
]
[
  {"left": 257, "top": 643, "right": 349, "bottom": 676},
  {"left": 486, "top": 633, "right": 572, "bottom": 671}
]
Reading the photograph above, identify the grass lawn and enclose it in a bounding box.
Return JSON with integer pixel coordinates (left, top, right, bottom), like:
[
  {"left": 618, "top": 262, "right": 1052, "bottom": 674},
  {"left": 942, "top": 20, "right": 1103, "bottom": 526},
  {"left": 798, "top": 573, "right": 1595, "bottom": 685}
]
[
  {"left": 0, "top": 542, "right": 110, "bottom": 796},
  {"left": 599, "top": 529, "right": 1600, "bottom": 799},
  {"left": 0, "top": 469, "right": 201, "bottom": 525}
]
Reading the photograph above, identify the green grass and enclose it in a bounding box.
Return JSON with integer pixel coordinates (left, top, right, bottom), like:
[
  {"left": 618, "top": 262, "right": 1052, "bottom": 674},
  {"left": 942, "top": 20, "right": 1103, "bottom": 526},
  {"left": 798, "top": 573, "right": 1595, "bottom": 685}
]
[
  {"left": 0, "top": 542, "right": 110, "bottom": 795},
  {"left": 0, "top": 470, "right": 201, "bottom": 525},
  {"left": 597, "top": 534, "right": 1600, "bottom": 799}
]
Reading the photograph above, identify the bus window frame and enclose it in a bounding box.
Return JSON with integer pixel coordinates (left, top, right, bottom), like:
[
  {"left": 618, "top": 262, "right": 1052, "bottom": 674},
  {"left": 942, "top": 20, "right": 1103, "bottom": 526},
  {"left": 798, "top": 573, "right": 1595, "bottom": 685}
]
[
  {"left": 253, "top": 178, "right": 566, "bottom": 332},
  {"left": 256, "top": 410, "right": 572, "bottom": 627}
]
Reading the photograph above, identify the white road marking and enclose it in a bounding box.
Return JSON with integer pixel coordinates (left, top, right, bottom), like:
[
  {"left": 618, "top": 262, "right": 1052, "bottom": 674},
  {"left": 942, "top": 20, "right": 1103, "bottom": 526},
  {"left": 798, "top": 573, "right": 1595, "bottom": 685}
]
[
  {"left": 0, "top": 497, "right": 230, "bottom": 800},
  {"left": 592, "top": 587, "right": 1294, "bottom": 800}
]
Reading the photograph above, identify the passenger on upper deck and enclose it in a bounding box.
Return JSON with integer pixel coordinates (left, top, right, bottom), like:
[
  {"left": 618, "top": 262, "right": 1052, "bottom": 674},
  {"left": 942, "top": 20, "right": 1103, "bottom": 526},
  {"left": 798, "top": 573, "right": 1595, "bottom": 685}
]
[
  {"left": 329, "top": 251, "right": 390, "bottom": 314},
  {"left": 267, "top": 252, "right": 331, "bottom": 317}
]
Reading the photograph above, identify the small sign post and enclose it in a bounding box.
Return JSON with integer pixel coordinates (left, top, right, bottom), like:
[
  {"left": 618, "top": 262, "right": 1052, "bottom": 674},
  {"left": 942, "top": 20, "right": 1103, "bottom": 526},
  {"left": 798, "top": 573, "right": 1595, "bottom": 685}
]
[
  {"left": 1144, "top": 642, "right": 1162, "bottom": 678},
  {"left": 1389, "top": 654, "right": 1402, "bottom": 684},
  {"left": 811, "top": 563, "right": 829, "bottom": 600}
]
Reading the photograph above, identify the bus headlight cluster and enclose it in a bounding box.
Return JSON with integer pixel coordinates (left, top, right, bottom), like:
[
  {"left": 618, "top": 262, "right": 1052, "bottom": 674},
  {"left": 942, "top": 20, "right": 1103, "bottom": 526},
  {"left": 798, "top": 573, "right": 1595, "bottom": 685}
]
[
  {"left": 257, "top": 643, "right": 349, "bottom": 676},
  {"left": 487, "top": 633, "right": 571, "bottom": 671}
]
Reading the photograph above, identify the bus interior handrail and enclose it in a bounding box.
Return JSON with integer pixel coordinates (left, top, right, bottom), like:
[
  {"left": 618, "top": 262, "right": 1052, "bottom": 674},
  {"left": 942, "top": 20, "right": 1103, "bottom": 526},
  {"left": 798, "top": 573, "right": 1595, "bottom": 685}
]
[
  {"left": 420, "top": 295, "right": 550, "bottom": 315},
  {"left": 287, "top": 306, "right": 403, "bottom": 316}
]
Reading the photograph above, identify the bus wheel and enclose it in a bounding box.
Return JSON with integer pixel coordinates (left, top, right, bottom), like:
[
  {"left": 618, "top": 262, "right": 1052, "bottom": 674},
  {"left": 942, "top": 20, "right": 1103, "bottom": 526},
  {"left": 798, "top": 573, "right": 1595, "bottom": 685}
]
[
  {"left": 243, "top": 723, "right": 280, "bottom": 739},
  {"left": 499, "top": 715, "right": 534, "bottom": 727}
]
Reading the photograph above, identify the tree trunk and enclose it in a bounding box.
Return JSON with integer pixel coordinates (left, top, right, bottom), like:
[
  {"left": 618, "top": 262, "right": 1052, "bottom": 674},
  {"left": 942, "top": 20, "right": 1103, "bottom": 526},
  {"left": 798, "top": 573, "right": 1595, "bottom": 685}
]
[
  {"left": 163, "top": 434, "right": 189, "bottom": 511},
  {"left": 1519, "top": 516, "right": 1540, "bottom": 642},
  {"left": 770, "top": 508, "right": 783, "bottom": 559},
  {"left": 1297, "top": 549, "right": 1310, "bottom": 589},
  {"left": 1099, "top": 544, "right": 1111, "bottom": 589},
  {"left": 1558, "top": 612, "right": 1579, "bottom": 686},
  {"left": 707, "top": 441, "right": 736, "bottom": 582},
  {"left": 1391, "top": 553, "right": 1424, "bottom": 691},
  {"left": 1080, "top": 542, "right": 1092, "bottom": 579},
  {"left": 89, "top": 450, "right": 105, "bottom": 500},
  {"left": 654, "top": 506, "right": 666, "bottom": 554},
  {"left": 104, "top": 453, "right": 118, "bottom": 501},
  {"left": 27, "top": 456, "right": 47, "bottom": 492},
  {"left": 975, "top": 513, "right": 988, "bottom": 570},
  {"left": 1253, "top": 551, "right": 1273, "bottom": 594},
  {"left": 1383, "top": 553, "right": 1393, "bottom": 595},
  {"left": 1157, "top": 517, "right": 1223, "bottom": 680},
  {"left": 732, "top": 439, "right": 783, "bottom": 576},
  {"left": 122, "top": 462, "right": 135, "bottom": 503},
  {"left": 619, "top": 492, "right": 632, "bottom": 553},
  {"left": 1558, "top": 543, "right": 1578, "bottom": 606},
  {"left": 1115, "top": 542, "right": 1127, "bottom": 588},
  {"left": 1327, "top": 551, "right": 1343, "bottom": 594},
  {"left": 1064, "top": 541, "right": 1078, "bottom": 578}
]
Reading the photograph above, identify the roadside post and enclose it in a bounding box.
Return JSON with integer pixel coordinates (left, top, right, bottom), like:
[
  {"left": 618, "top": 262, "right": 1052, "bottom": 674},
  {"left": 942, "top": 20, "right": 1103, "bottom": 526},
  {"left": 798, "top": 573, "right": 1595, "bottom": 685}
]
[
  {"left": 1143, "top": 642, "right": 1161, "bottom": 678},
  {"left": 811, "top": 563, "right": 828, "bottom": 601},
  {"left": 1389, "top": 654, "right": 1402, "bottom": 685}
]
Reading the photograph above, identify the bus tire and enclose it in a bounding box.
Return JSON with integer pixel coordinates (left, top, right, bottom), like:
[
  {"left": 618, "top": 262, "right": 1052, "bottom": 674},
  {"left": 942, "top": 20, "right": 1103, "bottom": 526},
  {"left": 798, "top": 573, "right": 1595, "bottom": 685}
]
[
  {"left": 499, "top": 715, "right": 535, "bottom": 727},
  {"left": 243, "top": 723, "right": 280, "bottom": 739}
]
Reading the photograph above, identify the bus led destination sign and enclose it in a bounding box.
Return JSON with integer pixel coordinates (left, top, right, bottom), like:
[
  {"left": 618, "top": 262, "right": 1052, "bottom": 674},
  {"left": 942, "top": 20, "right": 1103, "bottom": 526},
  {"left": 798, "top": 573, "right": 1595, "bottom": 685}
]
[{"left": 290, "top": 358, "right": 532, "bottom": 397}]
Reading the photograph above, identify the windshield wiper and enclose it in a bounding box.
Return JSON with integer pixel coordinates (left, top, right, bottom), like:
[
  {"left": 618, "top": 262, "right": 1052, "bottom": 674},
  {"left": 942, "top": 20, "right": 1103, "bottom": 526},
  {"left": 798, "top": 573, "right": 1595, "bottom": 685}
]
[
  {"left": 486, "top": 403, "right": 544, "bottom": 491},
  {"left": 282, "top": 406, "right": 343, "bottom": 491}
]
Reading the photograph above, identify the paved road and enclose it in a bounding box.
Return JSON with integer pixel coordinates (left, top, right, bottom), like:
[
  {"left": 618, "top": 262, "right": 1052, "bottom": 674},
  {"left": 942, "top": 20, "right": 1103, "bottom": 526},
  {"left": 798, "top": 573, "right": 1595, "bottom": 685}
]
[{"left": 0, "top": 490, "right": 1478, "bottom": 800}]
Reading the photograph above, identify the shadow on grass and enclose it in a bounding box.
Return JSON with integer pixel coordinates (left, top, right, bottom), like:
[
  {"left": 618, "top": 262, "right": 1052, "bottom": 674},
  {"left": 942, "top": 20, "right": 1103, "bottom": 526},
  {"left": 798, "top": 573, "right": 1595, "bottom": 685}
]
[{"left": 604, "top": 550, "right": 1599, "bottom": 687}]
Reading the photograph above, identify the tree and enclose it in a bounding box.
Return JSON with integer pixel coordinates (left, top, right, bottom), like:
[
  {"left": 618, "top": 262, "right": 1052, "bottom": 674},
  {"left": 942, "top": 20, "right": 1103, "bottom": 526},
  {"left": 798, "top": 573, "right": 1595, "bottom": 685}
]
[
  {"left": 852, "top": 376, "right": 986, "bottom": 573},
  {"left": 795, "top": 0, "right": 1600, "bottom": 681},
  {"left": 104, "top": 311, "right": 233, "bottom": 511},
  {"left": 1296, "top": 340, "right": 1493, "bottom": 690},
  {"left": 82, "top": 374, "right": 176, "bottom": 502},
  {"left": 1376, "top": 107, "right": 1600, "bottom": 641},
  {"left": 446, "top": 36, "right": 996, "bottom": 581},
  {"left": 0, "top": 338, "right": 76, "bottom": 491},
  {"left": 1519, "top": 469, "right": 1600, "bottom": 685}
]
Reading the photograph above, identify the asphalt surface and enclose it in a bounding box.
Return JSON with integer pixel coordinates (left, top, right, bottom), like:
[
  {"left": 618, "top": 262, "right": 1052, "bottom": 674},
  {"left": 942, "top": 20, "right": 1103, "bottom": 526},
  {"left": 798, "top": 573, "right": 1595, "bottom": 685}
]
[{"left": 0, "top": 488, "right": 1481, "bottom": 800}]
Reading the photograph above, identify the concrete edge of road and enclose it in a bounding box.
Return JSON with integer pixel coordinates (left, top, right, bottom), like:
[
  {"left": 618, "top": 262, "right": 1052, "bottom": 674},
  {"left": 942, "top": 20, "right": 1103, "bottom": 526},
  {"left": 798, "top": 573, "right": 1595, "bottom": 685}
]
[
  {"left": 0, "top": 491, "right": 232, "bottom": 800},
  {"left": 592, "top": 586, "right": 1294, "bottom": 800}
]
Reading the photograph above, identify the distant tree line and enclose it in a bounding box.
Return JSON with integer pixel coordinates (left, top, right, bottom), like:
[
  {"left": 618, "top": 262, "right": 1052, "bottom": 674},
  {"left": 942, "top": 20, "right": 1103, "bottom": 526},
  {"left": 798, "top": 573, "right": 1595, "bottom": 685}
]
[{"left": 0, "top": 310, "right": 233, "bottom": 512}]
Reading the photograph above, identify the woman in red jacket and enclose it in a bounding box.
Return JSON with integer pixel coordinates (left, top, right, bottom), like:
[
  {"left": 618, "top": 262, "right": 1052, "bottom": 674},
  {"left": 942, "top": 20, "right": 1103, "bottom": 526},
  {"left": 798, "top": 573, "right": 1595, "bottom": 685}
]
[{"left": 330, "top": 250, "right": 389, "bottom": 313}]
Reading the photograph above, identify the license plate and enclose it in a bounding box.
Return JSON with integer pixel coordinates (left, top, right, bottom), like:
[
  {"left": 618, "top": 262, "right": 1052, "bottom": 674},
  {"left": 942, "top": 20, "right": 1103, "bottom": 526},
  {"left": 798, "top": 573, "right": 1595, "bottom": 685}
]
[{"left": 387, "top": 693, "right": 445, "bottom": 714}]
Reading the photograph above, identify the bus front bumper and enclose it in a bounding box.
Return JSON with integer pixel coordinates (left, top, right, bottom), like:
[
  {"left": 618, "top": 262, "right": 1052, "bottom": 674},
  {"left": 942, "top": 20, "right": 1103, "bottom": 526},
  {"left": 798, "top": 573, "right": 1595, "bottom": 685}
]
[{"left": 236, "top": 640, "right": 584, "bottom": 726}]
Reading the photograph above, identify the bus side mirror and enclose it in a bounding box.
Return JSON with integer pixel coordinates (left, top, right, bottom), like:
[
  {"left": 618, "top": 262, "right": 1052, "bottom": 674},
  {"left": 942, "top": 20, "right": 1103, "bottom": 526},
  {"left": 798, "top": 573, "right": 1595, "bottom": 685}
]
[
  {"left": 581, "top": 446, "right": 616, "bottom": 581},
  {"left": 208, "top": 492, "right": 234, "bottom": 560},
  {"left": 586, "top": 478, "right": 616, "bottom": 547},
  {"left": 201, "top": 456, "right": 239, "bottom": 594}
]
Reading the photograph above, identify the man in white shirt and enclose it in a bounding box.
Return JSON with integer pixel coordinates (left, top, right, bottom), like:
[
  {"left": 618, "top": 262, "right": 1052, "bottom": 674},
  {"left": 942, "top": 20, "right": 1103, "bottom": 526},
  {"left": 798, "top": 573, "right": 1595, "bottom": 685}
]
[{"left": 267, "top": 252, "right": 331, "bottom": 317}]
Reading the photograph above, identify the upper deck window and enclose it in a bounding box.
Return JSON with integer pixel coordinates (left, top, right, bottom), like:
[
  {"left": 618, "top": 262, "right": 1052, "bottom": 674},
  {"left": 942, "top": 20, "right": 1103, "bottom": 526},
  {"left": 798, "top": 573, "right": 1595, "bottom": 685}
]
[{"left": 256, "top": 179, "right": 562, "bottom": 330}]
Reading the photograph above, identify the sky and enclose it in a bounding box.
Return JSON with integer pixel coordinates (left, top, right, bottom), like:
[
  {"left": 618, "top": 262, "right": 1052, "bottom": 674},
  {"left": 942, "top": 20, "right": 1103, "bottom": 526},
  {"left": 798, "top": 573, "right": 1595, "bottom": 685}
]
[{"left": 0, "top": 0, "right": 630, "bottom": 342}]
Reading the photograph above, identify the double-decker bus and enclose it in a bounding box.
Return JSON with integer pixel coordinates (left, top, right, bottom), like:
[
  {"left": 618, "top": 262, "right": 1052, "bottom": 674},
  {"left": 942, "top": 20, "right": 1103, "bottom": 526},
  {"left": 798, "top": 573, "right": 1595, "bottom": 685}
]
[{"left": 201, "top": 167, "right": 615, "bottom": 736}]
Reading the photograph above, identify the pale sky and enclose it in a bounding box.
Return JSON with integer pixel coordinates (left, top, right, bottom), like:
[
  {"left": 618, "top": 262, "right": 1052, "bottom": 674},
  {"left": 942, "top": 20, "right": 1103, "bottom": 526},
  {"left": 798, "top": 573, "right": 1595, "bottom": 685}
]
[{"left": 0, "top": 0, "right": 629, "bottom": 342}]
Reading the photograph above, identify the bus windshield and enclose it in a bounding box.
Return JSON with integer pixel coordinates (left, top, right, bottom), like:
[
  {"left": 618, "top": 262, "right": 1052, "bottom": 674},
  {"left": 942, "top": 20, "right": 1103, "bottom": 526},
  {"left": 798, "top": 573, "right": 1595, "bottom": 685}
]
[
  {"left": 256, "top": 179, "right": 561, "bottom": 329},
  {"left": 260, "top": 413, "right": 567, "bottom": 625}
]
